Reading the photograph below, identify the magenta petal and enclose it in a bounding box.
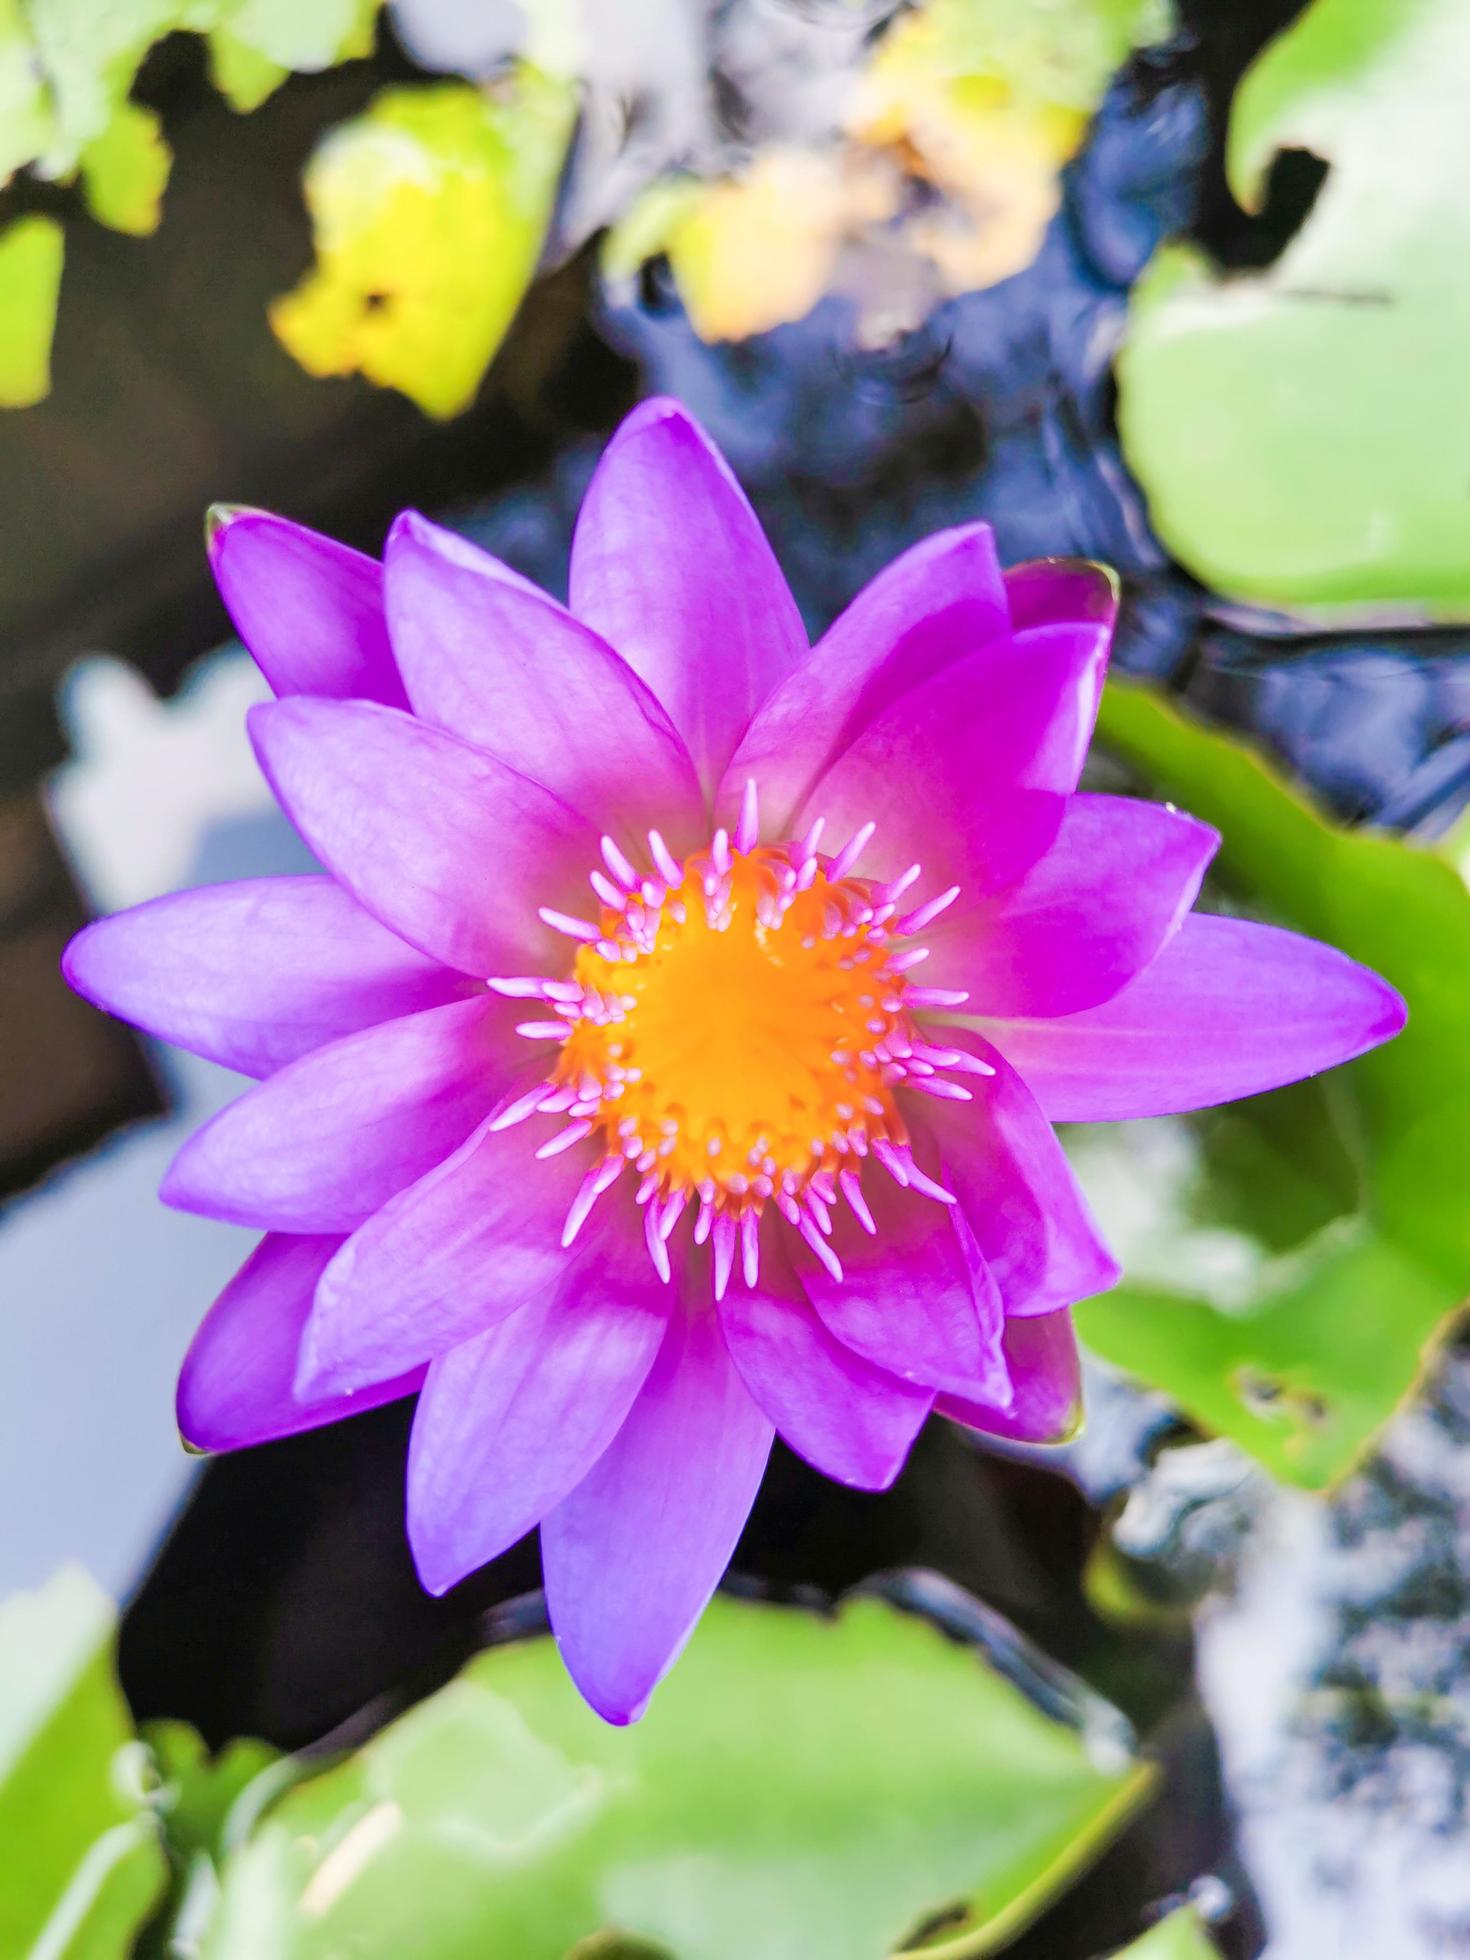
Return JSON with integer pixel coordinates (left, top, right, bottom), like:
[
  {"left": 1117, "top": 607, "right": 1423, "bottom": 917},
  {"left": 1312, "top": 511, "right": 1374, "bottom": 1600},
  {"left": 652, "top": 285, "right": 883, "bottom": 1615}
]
[
  {"left": 795, "top": 617, "right": 1124, "bottom": 897},
  {"left": 63, "top": 877, "right": 475, "bottom": 1078},
  {"left": 542, "top": 1291, "right": 774, "bottom": 1725},
  {"left": 719, "top": 523, "right": 1008, "bottom": 832},
  {"left": 926, "top": 793, "right": 1219, "bottom": 1017},
  {"left": 717, "top": 1240, "right": 932, "bottom": 1490},
  {"left": 799, "top": 611, "right": 1113, "bottom": 883},
  {"left": 384, "top": 514, "right": 704, "bottom": 849},
  {"left": 209, "top": 510, "right": 406, "bottom": 707},
  {"left": 407, "top": 1216, "right": 669, "bottom": 1594},
  {"left": 1003, "top": 557, "right": 1119, "bottom": 635},
  {"left": 248, "top": 697, "right": 596, "bottom": 977},
  {"left": 159, "top": 996, "right": 516, "bottom": 1232},
  {"left": 795, "top": 1174, "right": 1009, "bottom": 1403},
  {"left": 568, "top": 397, "right": 807, "bottom": 795},
  {"left": 912, "top": 1032, "right": 1119, "bottom": 1318},
  {"left": 981, "top": 912, "right": 1406, "bottom": 1121},
  {"left": 938, "top": 1307, "right": 1083, "bottom": 1445},
  {"left": 177, "top": 1234, "right": 423, "bottom": 1453},
  {"left": 299, "top": 1097, "right": 576, "bottom": 1396}
]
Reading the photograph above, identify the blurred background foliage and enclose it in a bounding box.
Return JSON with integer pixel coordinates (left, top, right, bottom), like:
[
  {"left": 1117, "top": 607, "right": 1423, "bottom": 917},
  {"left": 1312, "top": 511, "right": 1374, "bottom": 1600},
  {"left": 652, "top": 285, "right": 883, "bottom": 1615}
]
[{"left": 2, "top": 0, "right": 1468, "bottom": 1954}]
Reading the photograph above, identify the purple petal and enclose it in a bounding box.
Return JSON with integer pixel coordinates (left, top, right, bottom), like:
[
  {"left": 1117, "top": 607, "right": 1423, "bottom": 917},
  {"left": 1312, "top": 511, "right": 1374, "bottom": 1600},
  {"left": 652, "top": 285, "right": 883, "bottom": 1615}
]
[
  {"left": 542, "top": 1288, "right": 774, "bottom": 1724},
  {"left": 209, "top": 509, "right": 406, "bottom": 707},
  {"left": 719, "top": 523, "right": 1008, "bottom": 833},
  {"left": 177, "top": 1233, "right": 424, "bottom": 1453},
  {"left": 568, "top": 397, "right": 807, "bottom": 795},
  {"left": 938, "top": 1307, "right": 1083, "bottom": 1445},
  {"left": 794, "top": 616, "right": 1120, "bottom": 897},
  {"left": 980, "top": 912, "right": 1408, "bottom": 1122},
  {"left": 717, "top": 1238, "right": 932, "bottom": 1490},
  {"left": 384, "top": 513, "right": 704, "bottom": 850},
  {"left": 407, "top": 1213, "right": 669, "bottom": 1594},
  {"left": 1003, "top": 557, "right": 1119, "bottom": 634},
  {"left": 248, "top": 697, "right": 596, "bottom": 977},
  {"left": 63, "top": 877, "right": 475, "bottom": 1079},
  {"left": 794, "top": 1172, "right": 1009, "bottom": 1403},
  {"left": 801, "top": 604, "right": 1112, "bottom": 849},
  {"left": 299, "top": 1094, "right": 576, "bottom": 1396},
  {"left": 911, "top": 1031, "right": 1119, "bottom": 1318},
  {"left": 160, "top": 996, "right": 518, "bottom": 1232},
  {"left": 925, "top": 794, "right": 1219, "bottom": 1017}
]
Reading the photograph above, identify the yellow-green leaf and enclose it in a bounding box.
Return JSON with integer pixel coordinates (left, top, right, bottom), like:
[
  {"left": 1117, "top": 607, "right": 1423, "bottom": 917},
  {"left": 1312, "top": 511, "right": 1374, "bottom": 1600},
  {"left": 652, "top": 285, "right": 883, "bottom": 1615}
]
[
  {"left": 0, "top": 1567, "right": 167, "bottom": 1956},
  {"left": 271, "top": 73, "right": 575, "bottom": 419},
  {"left": 206, "top": 1592, "right": 1154, "bottom": 1960},
  {"left": 79, "top": 97, "right": 171, "bottom": 234},
  {"left": 0, "top": 214, "right": 65, "bottom": 407},
  {"left": 1117, "top": 0, "right": 1470, "bottom": 619},
  {"left": 1107, "top": 1906, "right": 1222, "bottom": 1958}
]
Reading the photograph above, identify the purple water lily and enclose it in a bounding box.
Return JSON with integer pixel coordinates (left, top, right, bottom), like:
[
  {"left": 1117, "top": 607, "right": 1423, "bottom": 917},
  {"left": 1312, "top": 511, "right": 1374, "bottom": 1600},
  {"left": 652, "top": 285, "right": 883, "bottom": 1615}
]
[{"left": 65, "top": 399, "right": 1404, "bottom": 1723}]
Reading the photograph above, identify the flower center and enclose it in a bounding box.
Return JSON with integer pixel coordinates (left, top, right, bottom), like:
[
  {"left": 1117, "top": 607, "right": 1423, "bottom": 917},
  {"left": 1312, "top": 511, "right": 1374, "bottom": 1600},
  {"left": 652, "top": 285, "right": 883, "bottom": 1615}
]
[
  {"left": 560, "top": 843, "right": 913, "bottom": 1202},
  {"left": 489, "top": 787, "right": 983, "bottom": 1294}
]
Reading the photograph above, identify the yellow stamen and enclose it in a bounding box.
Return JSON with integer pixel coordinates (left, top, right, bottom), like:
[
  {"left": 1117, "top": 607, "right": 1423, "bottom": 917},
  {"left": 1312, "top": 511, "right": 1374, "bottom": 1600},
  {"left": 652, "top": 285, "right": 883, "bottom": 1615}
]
[{"left": 555, "top": 848, "right": 911, "bottom": 1207}]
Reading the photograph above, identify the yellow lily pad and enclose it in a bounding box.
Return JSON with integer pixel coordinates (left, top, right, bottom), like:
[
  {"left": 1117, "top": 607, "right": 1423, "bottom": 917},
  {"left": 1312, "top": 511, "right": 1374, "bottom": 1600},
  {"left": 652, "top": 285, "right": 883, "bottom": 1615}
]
[{"left": 270, "top": 74, "right": 575, "bottom": 419}]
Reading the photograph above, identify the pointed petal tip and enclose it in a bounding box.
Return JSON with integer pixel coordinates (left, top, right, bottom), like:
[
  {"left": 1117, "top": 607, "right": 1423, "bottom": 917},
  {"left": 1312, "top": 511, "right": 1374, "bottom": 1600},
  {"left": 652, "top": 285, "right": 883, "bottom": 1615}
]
[
  {"left": 59, "top": 920, "right": 99, "bottom": 1000},
  {"left": 565, "top": 1670, "right": 649, "bottom": 1727},
  {"left": 407, "top": 1528, "right": 464, "bottom": 1599},
  {"left": 1372, "top": 973, "right": 1409, "bottom": 1044},
  {"left": 205, "top": 500, "right": 256, "bottom": 548},
  {"left": 1004, "top": 554, "right": 1122, "bottom": 632},
  {"left": 621, "top": 392, "right": 699, "bottom": 436}
]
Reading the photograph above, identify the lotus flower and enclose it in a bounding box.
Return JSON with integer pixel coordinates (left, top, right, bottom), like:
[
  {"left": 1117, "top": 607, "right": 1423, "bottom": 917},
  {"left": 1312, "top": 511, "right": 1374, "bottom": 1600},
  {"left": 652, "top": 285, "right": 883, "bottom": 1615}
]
[{"left": 64, "top": 399, "right": 1405, "bottom": 1722}]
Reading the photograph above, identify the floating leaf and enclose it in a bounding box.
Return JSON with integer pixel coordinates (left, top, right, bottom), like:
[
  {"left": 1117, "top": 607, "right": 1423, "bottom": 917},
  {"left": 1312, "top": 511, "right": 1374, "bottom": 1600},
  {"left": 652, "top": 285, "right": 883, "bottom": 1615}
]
[
  {"left": 270, "top": 73, "right": 575, "bottom": 418},
  {"left": 0, "top": 0, "right": 56, "bottom": 185},
  {"left": 1072, "top": 680, "right": 1470, "bottom": 1487},
  {"left": 1117, "top": 0, "right": 1470, "bottom": 621},
  {"left": 0, "top": 214, "right": 65, "bottom": 408},
  {"left": 22, "top": 0, "right": 179, "bottom": 177},
  {"left": 0, "top": 1567, "right": 167, "bottom": 1956},
  {"left": 79, "top": 97, "right": 171, "bottom": 233},
  {"left": 614, "top": 150, "right": 899, "bottom": 344},
  {"left": 206, "top": 1590, "right": 1152, "bottom": 1959},
  {"left": 604, "top": 0, "right": 1169, "bottom": 341},
  {"left": 1107, "top": 1906, "right": 1222, "bottom": 1957},
  {"left": 203, "top": 0, "right": 381, "bottom": 112}
]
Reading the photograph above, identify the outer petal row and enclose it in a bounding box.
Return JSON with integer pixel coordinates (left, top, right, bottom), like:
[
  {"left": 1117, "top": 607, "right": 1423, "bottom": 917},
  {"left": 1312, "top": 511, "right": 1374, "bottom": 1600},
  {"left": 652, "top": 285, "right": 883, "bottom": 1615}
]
[
  {"left": 569, "top": 397, "right": 810, "bottom": 799},
  {"left": 248, "top": 697, "right": 597, "bottom": 978},
  {"left": 210, "top": 509, "right": 407, "bottom": 709},
  {"left": 159, "top": 996, "right": 528, "bottom": 1234},
  {"left": 978, "top": 913, "right": 1408, "bottom": 1122},
  {"left": 63, "top": 877, "right": 475, "bottom": 1080},
  {"left": 176, "top": 1233, "right": 423, "bottom": 1453},
  {"left": 384, "top": 512, "right": 705, "bottom": 851},
  {"left": 541, "top": 1285, "right": 775, "bottom": 1725},
  {"left": 924, "top": 794, "right": 1219, "bottom": 1018}
]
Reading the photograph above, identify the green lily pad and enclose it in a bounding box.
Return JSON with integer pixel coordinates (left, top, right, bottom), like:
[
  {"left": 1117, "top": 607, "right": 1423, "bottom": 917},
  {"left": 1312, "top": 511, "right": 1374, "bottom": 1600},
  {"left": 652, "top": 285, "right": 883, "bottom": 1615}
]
[
  {"left": 0, "top": 1566, "right": 167, "bottom": 1956},
  {"left": 0, "top": 214, "right": 65, "bottom": 409},
  {"left": 270, "top": 73, "right": 576, "bottom": 418},
  {"left": 1106, "top": 1906, "right": 1221, "bottom": 1958},
  {"left": 205, "top": 1591, "right": 1153, "bottom": 1960},
  {"left": 79, "top": 97, "right": 171, "bottom": 234},
  {"left": 1072, "top": 680, "right": 1470, "bottom": 1487},
  {"left": 1117, "top": 0, "right": 1470, "bottom": 621}
]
